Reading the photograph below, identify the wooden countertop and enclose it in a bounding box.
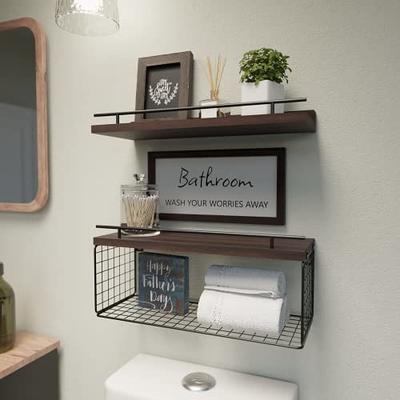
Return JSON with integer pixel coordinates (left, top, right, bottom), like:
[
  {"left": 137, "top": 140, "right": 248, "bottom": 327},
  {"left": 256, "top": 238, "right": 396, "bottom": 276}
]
[{"left": 0, "top": 332, "right": 60, "bottom": 379}]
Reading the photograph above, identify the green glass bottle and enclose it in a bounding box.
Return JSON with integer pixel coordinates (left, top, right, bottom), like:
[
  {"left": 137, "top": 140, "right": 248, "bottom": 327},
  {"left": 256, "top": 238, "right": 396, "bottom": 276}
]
[{"left": 0, "top": 262, "right": 16, "bottom": 353}]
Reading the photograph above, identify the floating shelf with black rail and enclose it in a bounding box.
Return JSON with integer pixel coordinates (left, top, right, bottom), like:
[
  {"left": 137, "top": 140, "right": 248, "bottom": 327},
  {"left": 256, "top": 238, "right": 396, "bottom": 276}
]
[
  {"left": 91, "top": 98, "right": 316, "bottom": 141},
  {"left": 94, "top": 225, "right": 315, "bottom": 349}
]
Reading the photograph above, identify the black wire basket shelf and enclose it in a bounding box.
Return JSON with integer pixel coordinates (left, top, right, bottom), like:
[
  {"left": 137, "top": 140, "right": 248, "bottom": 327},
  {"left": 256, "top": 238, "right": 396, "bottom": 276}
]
[
  {"left": 98, "top": 296, "right": 306, "bottom": 349},
  {"left": 94, "top": 228, "right": 314, "bottom": 349}
]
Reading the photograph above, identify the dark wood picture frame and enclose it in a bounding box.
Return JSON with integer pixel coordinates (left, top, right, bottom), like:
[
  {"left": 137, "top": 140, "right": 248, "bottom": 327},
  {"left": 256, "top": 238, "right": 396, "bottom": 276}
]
[
  {"left": 135, "top": 51, "right": 193, "bottom": 121},
  {"left": 148, "top": 148, "right": 286, "bottom": 225}
]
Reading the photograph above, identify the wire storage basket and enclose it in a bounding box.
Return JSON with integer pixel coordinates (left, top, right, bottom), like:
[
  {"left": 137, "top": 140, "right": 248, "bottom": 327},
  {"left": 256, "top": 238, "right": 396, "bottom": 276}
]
[{"left": 94, "top": 227, "right": 314, "bottom": 349}]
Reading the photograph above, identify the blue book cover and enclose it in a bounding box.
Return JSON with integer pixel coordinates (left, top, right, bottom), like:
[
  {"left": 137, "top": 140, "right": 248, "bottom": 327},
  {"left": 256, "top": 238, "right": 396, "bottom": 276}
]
[{"left": 138, "top": 252, "right": 189, "bottom": 315}]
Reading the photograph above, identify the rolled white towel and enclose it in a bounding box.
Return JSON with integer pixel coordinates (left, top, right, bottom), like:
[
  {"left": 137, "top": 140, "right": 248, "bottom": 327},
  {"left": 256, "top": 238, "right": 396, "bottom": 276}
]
[
  {"left": 197, "top": 289, "right": 288, "bottom": 337},
  {"left": 205, "top": 265, "right": 286, "bottom": 298}
]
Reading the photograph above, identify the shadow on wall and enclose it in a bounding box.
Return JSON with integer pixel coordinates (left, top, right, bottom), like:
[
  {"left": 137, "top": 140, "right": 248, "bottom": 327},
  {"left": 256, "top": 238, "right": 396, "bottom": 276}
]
[{"left": 0, "top": 350, "right": 59, "bottom": 400}]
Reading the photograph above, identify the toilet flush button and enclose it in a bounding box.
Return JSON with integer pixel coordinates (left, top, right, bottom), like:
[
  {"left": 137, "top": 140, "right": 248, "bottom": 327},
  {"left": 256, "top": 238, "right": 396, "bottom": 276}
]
[{"left": 182, "top": 372, "right": 216, "bottom": 392}]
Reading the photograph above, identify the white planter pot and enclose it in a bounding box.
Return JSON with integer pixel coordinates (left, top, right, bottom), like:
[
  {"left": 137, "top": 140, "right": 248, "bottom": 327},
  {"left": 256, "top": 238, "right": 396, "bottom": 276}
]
[{"left": 241, "top": 80, "right": 284, "bottom": 116}]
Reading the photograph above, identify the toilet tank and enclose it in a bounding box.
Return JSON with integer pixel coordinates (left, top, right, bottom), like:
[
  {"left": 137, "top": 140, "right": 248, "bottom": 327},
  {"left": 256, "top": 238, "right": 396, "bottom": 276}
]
[{"left": 105, "top": 354, "right": 298, "bottom": 400}]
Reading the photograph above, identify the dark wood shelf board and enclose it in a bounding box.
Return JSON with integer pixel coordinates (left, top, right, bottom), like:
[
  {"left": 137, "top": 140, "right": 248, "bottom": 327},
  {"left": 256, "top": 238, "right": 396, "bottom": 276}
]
[
  {"left": 91, "top": 110, "right": 316, "bottom": 141},
  {"left": 93, "top": 231, "right": 314, "bottom": 261}
]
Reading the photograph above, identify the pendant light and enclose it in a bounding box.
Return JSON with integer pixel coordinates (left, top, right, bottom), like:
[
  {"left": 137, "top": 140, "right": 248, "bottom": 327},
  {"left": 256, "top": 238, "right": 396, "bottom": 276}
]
[{"left": 55, "top": 0, "right": 119, "bottom": 36}]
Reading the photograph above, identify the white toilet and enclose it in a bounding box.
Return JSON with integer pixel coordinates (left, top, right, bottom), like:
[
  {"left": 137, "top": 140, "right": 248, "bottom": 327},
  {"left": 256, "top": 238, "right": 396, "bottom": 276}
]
[{"left": 105, "top": 354, "right": 298, "bottom": 400}]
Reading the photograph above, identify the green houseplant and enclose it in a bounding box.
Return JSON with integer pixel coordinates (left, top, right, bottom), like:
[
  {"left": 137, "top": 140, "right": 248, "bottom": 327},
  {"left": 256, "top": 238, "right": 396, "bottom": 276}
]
[{"left": 239, "top": 48, "right": 291, "bottom": 115}]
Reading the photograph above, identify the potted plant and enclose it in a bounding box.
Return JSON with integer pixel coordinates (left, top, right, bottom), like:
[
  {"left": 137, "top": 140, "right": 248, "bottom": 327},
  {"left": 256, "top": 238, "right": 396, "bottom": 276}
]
[{"left": 239, "top": 48, "right": 291, "bottom": 115}]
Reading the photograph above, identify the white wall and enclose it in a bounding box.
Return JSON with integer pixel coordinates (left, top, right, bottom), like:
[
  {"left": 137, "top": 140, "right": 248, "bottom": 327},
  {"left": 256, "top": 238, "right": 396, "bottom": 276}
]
[{"left": 1, "top": 1, "right": 400, "bottom": 399}]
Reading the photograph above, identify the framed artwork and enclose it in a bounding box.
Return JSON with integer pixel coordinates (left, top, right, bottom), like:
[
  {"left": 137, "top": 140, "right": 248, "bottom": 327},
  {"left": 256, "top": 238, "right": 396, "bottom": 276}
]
[
  {"left": 135, "top": 51, "right": 193, "bottom": 120},
  {"left": 148, "top": 148, "right": 286, "bottom": 225},
  {"left": 138, "top": 252, "right": 189, "bottom": 315}
]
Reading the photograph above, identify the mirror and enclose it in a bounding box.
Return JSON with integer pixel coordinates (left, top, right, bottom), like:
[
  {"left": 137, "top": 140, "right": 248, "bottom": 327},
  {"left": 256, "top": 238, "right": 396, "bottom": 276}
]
[{"left": 0, "top": 18, "right": 48, "bottom": 212}]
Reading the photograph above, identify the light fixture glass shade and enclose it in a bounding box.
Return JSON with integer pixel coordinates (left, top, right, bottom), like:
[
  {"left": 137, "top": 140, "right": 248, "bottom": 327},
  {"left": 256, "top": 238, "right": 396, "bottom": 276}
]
[{"left": 55, "top": 0, "right": 119, "bottom": 36}]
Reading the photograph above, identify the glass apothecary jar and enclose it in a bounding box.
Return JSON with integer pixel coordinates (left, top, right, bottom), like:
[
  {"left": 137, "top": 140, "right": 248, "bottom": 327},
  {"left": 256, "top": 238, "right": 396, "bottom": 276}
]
[{"left": 121, "top": 174, "right": 159, "bottom": 230}]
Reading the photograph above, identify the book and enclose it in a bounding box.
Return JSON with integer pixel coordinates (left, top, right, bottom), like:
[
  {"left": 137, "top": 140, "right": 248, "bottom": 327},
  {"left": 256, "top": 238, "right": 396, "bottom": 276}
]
[{"left": 138, "top": 252, "right": 189, "bottom": 315}]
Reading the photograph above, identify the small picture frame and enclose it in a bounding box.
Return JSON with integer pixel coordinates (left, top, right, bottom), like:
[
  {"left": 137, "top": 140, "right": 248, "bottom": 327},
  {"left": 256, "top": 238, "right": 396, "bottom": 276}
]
[
  {"left": 138, "top": 252, "right": 189, "bottom": 315},
  {"left": 135, "top": 51, "right": 193, "bottom": 120}
]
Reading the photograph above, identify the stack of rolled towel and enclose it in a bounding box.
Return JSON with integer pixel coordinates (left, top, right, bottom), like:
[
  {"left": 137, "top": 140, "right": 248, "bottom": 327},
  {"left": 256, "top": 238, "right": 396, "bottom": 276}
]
[{"left": 197, "top": 265, "right": 288, "bottom": 337}]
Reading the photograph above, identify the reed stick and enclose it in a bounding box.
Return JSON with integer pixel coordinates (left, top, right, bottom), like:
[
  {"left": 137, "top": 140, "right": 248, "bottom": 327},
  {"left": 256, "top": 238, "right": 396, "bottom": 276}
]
[{"left": 204, "top": 55, "right": 226, "bottom": 101}]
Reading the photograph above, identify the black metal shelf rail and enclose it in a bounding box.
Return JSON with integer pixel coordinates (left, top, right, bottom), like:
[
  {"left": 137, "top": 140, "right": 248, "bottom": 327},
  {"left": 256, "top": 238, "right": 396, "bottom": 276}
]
[
  {"left": 94, "top": 97, "right": 308, "bottom": 124},
  {"left": 95, "top": 223, "right": 307, "bottom": 242},
  {"left": 93, "top": 232, "right": 314, "bottom": 349}
]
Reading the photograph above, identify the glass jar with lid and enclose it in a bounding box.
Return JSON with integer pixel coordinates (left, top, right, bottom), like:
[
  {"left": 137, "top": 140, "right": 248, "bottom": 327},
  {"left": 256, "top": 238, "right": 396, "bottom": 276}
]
[{"left": 121, "top": 174, "right": 159, "bottom": 230}]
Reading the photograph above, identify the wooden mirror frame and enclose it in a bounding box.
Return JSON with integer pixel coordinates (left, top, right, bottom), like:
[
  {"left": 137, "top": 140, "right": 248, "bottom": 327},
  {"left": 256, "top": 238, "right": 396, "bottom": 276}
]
[{"left": 0, "top": 18, "right": 48, "bottom": 212}]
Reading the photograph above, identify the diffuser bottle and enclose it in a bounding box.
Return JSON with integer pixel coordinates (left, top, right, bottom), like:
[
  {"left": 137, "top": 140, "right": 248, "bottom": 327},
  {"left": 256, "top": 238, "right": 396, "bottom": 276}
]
[{"left": 0, "top": 262, "right": 16, "bottom": 353}]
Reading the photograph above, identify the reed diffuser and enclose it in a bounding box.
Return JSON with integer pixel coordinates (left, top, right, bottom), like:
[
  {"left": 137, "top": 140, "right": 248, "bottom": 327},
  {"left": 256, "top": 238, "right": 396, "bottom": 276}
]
[
  {"left": 200, "top": 55, "right": 227, "bottom": 118},
  {"left": 121, "top": 174, "right": 159, "bottom": 232}
]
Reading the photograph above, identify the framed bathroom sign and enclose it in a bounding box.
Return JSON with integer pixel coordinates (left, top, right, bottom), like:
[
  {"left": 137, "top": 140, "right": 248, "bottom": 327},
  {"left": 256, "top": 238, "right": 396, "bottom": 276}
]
[{"left": 148, "top": 148, "right": 286, "bottom": 225}]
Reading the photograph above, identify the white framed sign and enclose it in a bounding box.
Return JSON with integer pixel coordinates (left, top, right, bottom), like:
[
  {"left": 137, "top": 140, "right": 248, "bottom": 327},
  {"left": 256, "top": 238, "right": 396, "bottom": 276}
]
[{"left": 148, "top": 148, "right": 286, "bottom": 225}]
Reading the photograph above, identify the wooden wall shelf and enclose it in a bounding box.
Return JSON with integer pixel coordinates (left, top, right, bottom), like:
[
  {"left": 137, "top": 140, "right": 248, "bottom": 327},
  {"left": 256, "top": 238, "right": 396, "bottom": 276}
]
[
  {"left": 93, "top": 228, "right": 315, "bottom": 349},
  {"left": 91, "top": 110, "right": 316, "bottom": 141},
  {"left": 91, "top": 101, "right": 318, "bottom": 348},
  {"left": 94, "top": 230, "right": 314, "bottom": 261}
]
